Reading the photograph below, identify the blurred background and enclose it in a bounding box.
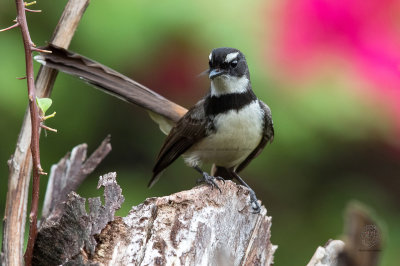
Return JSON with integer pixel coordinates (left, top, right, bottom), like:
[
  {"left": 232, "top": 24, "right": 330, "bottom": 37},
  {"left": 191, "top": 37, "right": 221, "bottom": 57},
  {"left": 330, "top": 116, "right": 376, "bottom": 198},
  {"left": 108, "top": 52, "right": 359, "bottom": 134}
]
[{"left": 1, "top": 0, "right": 399, "bottom": 264}]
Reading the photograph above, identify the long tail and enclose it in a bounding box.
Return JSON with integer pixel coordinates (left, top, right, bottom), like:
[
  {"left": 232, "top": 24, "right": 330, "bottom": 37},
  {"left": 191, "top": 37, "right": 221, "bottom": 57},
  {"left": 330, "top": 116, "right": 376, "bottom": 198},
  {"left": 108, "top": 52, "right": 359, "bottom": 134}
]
[{"left": 34, "top": 44, "right": 187, "bottom": 134}]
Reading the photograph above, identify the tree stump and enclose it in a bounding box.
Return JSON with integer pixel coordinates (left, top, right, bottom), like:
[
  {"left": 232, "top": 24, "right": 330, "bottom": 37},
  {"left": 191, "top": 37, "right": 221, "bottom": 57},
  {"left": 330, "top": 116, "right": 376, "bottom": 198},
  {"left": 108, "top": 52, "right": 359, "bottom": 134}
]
[{"left": 32, "top": 173, "right": 276, "bottom": 265}]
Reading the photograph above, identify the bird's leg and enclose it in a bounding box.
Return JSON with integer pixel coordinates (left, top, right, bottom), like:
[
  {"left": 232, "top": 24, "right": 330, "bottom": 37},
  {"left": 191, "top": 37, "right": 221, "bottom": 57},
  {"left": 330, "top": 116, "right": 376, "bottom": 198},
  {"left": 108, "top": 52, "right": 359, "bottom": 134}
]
[
  {"left": 194, "top": 166, "right": 224, "bottom": 193},
  {"left": 231, "top": 172, "right": 261, "bottom": 213}
]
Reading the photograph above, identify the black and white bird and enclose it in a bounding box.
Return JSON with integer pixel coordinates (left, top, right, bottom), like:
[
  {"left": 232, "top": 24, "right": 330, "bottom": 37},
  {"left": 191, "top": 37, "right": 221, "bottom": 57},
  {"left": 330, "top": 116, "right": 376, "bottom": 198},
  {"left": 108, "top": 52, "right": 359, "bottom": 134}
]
[
  {"left": 150, "top": 48, "right": 274, "bottom": 212},
  {"left": 35, "top": 46, "right": 274, "bottom": 213}
]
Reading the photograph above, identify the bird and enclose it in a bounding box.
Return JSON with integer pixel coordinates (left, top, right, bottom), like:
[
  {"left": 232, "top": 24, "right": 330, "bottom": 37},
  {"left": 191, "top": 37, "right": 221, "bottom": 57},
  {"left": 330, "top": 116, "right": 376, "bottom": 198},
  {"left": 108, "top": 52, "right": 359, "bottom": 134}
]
[
  {"left": 150, "top": 48, "right": 274, "bottom": 212},
  {"left": 35, "top": 46, "right": 274, "bottom": 213}
]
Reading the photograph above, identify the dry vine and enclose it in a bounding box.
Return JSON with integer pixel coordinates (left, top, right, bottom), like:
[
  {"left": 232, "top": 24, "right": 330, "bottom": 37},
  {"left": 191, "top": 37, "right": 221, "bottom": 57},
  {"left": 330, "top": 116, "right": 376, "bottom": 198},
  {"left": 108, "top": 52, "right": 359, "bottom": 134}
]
[
  {"left": 1, "top": 0, "right": 89, "bottom": 265},
  {"left": 1, "top": 1, "right": 51, "bottom": 264}
]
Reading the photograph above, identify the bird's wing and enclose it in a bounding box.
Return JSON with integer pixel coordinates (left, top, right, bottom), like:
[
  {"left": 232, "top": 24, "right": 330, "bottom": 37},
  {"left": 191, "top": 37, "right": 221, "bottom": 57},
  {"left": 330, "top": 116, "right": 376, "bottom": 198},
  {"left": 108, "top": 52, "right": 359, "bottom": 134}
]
[
  {"left": 235, "top": 100, "right": 274, "bottom": 173},
  {"left": 150, "top": 100, "right": 208, "bottom": 187}
]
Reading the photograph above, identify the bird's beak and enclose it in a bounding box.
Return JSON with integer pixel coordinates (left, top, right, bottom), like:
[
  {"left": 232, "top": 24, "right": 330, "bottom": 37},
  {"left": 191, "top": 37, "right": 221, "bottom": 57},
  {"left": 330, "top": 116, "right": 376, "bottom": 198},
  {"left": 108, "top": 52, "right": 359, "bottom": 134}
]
[{"left": 209, "top": 69, "right": 226, "bottom": 79}]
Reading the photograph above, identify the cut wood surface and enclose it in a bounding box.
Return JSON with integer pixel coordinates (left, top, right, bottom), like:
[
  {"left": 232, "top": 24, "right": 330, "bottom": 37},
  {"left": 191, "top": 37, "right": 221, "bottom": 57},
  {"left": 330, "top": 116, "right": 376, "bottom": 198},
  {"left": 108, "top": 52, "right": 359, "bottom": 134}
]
[{"left": 33, "top": 173, "right": 276, "bottom": 265}]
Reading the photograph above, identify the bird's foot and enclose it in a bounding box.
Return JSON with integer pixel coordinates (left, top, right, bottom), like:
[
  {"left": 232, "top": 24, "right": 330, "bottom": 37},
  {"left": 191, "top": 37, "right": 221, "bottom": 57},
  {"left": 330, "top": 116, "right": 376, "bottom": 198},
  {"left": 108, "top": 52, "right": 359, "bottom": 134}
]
[
  {"left": 197, "top": 172, "right": 224, "bottom": 193},
  {"left": 248, "top": 189, "right": 261, "bottom": 214},
  {"left": 230, "top": 172, "right": 261, "bottom": 214}
]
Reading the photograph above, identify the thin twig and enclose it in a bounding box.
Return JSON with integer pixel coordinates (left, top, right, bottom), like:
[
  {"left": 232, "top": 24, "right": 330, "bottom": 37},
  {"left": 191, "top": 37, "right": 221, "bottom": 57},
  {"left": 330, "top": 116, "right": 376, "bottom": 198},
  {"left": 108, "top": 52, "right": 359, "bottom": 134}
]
[
  {"left": 11, "top": 0, "right": 44, "bottom": 264},
  {"left": 31, "top": 47, "right": 52, "bottom": 53},
  {"left": 0, "top": 22, "right": 20, "bottom": 32},
  {"left": 40, "top": 124, "right": 57, "bottom": 132},
  {"left": 25, "top": 8, "right": 42, "bottom": 13},
  {"left": 1, "top": 1, "right": 90, "bottom": 265}
]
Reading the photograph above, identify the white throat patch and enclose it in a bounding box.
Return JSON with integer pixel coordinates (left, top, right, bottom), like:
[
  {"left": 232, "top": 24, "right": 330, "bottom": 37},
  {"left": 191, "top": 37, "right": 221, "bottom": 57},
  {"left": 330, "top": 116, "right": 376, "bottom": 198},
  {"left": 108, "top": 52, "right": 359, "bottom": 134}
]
[
  {"left": 211, "top": 75, "right": 249, "bottom": 96},
  {"left": 225, "top": 52, "right": 239, "bottom": 63}
]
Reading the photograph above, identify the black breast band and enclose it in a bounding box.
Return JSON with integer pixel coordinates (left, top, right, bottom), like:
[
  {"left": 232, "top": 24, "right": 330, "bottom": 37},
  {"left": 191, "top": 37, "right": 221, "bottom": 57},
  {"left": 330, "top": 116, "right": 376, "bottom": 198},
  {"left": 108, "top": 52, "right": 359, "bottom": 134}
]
[{"left": 204, "top": 89, "right": 257, "bottom": 116}]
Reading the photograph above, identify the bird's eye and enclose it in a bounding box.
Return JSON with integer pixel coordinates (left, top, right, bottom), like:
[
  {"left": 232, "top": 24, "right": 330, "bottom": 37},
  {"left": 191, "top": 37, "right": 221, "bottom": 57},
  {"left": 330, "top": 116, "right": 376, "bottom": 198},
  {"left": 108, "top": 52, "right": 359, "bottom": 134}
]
[{"left": 230, "top": 60, "right": 238, "bottom": 68}]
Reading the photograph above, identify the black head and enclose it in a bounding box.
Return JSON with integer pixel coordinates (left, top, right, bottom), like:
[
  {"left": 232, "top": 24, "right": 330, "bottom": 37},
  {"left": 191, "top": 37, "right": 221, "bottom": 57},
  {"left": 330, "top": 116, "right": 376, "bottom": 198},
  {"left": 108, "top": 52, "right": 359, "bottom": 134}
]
[{"left": 208, "top": 48, "right": 249, "bottom": 79}]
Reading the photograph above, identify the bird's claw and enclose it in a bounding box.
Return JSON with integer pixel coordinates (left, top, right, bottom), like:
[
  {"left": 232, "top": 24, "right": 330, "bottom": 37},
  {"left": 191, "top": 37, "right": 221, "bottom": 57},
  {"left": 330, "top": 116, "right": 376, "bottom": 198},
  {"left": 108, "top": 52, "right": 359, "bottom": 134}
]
[
  {"left": 215, "top": 176, "right": 225, "bottom": 183},
  {"left": 249, "top": 190, "right": 261, "bottom": 214},
  {"left": 198, "top": 173, "right": 223, "bottom": 193}
]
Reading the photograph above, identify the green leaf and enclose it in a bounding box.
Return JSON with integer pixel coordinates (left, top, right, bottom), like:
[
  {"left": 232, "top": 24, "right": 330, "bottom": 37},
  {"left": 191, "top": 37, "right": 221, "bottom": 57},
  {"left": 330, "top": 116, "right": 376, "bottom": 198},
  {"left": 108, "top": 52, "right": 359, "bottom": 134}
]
[{"left": 36, "top": 97, "right": 52, "bottom": 115}]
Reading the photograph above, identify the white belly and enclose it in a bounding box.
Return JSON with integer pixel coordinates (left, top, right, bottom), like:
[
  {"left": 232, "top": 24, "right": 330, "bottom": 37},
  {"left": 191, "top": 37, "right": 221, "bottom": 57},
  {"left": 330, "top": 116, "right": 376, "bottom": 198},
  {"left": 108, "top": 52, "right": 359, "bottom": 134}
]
[{"left": 183, "top": 101, "right": 263, "bottom": 169}]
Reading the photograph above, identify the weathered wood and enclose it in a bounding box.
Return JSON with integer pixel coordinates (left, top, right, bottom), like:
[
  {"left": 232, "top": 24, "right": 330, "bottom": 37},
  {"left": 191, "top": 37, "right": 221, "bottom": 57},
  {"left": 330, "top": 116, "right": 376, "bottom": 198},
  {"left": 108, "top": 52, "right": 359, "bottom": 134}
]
[
  {"left": 42, "top": 136, "right": 112, "bottom": 220},
  {"left": 307, "top": 202, "right": 382, "bottom": 266},
  {"left": 33, "top": 176, "right": 276, "bottom": 265},
  {"left": 307, "top": 239, "right": 345, "bottom": 266},
  {"left": 337, "top": 202, "right": 381, "bottom": 266},
  {"left": 1, "top": 1, "right": 90, "bottom": 265},
  {"left": 33, "top": 172, "right": 124, "bottom": 265},
  {"left": 99, "top": 181, "right": 275, "bottom": 266}
]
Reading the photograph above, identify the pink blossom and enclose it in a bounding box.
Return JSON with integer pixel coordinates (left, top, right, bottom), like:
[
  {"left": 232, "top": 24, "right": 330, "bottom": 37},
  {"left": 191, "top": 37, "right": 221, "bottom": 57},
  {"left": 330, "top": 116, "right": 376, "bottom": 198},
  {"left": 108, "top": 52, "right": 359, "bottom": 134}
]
[{"left": 272, "top": 0, "right": 400, "bottom": 132}]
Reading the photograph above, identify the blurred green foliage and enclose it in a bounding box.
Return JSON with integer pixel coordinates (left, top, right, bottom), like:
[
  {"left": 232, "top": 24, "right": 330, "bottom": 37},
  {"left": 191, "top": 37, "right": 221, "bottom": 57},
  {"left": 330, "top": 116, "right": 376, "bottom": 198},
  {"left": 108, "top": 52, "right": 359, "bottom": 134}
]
[{"left": 0, "top": 0, "right": 399, "bottom": 265}]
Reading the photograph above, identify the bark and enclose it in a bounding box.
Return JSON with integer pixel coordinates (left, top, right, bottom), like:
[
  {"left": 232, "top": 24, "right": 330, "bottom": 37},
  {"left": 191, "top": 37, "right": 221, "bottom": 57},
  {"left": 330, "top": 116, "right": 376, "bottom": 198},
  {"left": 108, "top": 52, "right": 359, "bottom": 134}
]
[
  {"left": 33, "top": 175, "right": 276, "bottom": 266},
  {"left": 41, "top": 136, "right": 112, "bottom": 221},
  {"left": 1, "top": 1, "right": 89, "bottom": 265},
  {"left": 33, "top": 172, "right": 124, "bottom": 265}
]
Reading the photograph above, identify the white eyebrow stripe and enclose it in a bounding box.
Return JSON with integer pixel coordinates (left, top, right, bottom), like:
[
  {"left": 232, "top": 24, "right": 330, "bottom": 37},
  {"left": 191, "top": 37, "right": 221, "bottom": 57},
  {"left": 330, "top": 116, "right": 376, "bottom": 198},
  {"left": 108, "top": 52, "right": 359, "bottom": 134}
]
[
  {"left": 224, "top": 52, "right": 239, "bottom": 63},
  {"left": 209, "top": 52, "right": 212, "bottom": 61}
]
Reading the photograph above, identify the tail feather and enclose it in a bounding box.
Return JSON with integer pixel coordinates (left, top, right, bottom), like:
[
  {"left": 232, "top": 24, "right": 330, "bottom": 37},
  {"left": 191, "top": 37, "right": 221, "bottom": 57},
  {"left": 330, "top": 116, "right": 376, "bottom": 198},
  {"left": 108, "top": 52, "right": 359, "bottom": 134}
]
[
  {"left": 148, "top": 170, "right": 165, "bottom": 188},
  {"left": 35, "top": 44, "right": 187, "bottom": 127}
]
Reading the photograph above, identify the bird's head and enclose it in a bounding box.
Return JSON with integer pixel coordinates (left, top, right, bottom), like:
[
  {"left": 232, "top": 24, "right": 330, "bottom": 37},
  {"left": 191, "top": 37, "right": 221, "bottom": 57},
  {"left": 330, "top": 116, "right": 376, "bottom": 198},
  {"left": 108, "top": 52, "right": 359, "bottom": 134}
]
[{"left": 208, "top": 48, "right": 250, "bottom": 96}]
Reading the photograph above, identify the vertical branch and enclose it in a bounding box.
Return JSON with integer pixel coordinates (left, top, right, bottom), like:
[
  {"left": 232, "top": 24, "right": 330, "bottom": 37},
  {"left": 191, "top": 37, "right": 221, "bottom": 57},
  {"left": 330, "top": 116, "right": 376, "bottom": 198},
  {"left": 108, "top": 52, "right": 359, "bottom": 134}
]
[
  {"left": 1, "top": 1, "right": 90, "bottom": 266},
  {"left": 13, "top": 1, "right": 46, "bottom": 264}
]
